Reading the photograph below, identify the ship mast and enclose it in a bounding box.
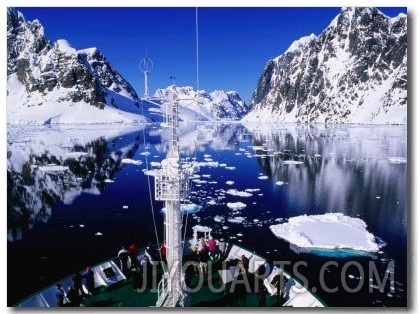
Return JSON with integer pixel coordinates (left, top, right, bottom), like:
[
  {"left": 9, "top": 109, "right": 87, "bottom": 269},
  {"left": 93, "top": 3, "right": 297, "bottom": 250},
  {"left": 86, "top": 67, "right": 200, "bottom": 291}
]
[{"left": 154, "top": 94, "right": 193, "bottom": 307}]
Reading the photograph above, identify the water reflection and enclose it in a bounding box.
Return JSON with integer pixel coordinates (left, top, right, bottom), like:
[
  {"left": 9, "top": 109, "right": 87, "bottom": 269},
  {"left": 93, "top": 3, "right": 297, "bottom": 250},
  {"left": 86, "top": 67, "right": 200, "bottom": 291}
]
[
  {"left": 7, "top": 124, "right": 144, "bottom": 242},
  {"left": 246, "top": 123, "right": 406, "bottom": 232},
  {"left": 7, "top": 122, "right": 407, "bottom": 306},
  {"left": 7, "top": 123, "right": 407, "bottom": 243}
]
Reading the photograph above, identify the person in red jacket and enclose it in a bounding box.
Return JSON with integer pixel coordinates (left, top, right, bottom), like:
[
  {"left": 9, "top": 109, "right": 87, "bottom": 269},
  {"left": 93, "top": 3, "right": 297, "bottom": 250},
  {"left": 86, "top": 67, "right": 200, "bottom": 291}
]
[
  {"left": 159, "top": 243, "right": 167, "bottom": 264},
  {"left": 207, "top": 236, "right": 217, "bottom": 259},
  {"left": 128, "top": 243, "right": 139, "bottom": 269}
]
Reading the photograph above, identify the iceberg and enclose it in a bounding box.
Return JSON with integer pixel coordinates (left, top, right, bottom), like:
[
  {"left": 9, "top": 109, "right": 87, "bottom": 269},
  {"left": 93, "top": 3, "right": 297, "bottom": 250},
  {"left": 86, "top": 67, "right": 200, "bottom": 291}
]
[
  {"left": 270, "top": 213, "right": 380, "bottom": 253},
  {"left": 121, "top": 158, "right": 143, "bottom": 165},
  {"left": 227, "top": 202, "right": 247, "bottom": 209}
]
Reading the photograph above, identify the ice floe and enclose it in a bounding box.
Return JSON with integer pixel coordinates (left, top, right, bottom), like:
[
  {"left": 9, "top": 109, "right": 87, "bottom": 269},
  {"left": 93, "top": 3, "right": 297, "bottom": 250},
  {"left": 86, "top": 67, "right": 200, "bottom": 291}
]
[
  {"left": 270, "top": 213, "right": 380, "bottom": 253},
  {"left": 228, "top": 216, "right": 246, "bottom": 224},
  {"left": 38, "top": 164, "right": 69, "bottom": 172},
  {"left": 121, "top": 158, "right": 143, "bottom": 165},
  {"left": 226, "top": 189, "right": 253, "bottom": 197},
  {"left": 226, "top": 202, "right": 247, "bottom": 209},
  {"left": 387, "top": 157, "right": 406, "bottom": 164},
  {"left": 283, "top": 160, "right": 304, "bottom": 165},
  {"left": 258, "top": 175, "right": 269, "bottom": 180}
]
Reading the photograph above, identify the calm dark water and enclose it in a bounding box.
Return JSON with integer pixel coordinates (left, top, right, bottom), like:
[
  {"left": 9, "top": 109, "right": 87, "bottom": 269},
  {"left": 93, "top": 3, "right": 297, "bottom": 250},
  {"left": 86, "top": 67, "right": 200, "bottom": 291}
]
[{"left": 7, "top": 123, "right": 407, "bottom": 307}]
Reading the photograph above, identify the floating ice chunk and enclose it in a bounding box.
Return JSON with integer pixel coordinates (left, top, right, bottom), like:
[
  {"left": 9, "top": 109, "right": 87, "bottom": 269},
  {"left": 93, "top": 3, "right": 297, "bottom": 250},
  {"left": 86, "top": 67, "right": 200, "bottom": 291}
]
[
  {"left": 144, "top": 169, "right": 161, "bottom": 176},
  {"left": 121, "top": 158, "right": 143, "bottom": 165},
  {"left": 95, "top": 232, "right": 102, "bottom": 236},
  {"left": 225, "top": 166, "right": 236, "bottom": 170},
  {"left": 226, "top": 181, "right": 235, "bottom": 185},
  {"left": 192, "top": 179, "right": 208, "bottom": 184},
  {"left": 227, "top": 202, "right": 247, "bottom": 209},
  {"left": 214, "top": 215, "right": 225, "bottom": 223},
  {"left": 222, "top": 226, "right": 229, "bottom": 229},
  {"left": 387, "top": 157, "right": 407, "bottom": 164},
  {"left": 198, "top": 161, "right": 219, "bottom": 168},
  {"left": 270, "top": 213, "right": 380, "bottom": 253},
  {"left": 258, "top": 175, "right": 269, "bottom": 180},
  {"left": 226, "top": 189, "right": 253, "bottom": 197},
  {"left": 104, "top": 179, "right": 114, "bottom": 183},
  {"left": 275, "top": 181, "right": 285, "bottom": 186},
  {"left": 219, "top": 163, "right": 227, "bottom": 167},
  {"left": 122, "top": 205, "right": 129, "bottom": 209},
  {"left": 140, "top": 151, "right": 150, "bottom": 156},
  {"left": 228, "top": 216, "right": 246, "bottom": 224},
  {"left": 65, "top": 152, "right": 88, "bottom": 158},
  {"left": 38, "top": 165, "right": 69, "bottom": 172},
  {"left": 283, "top": 160, "right": 304, "bottom": 165},
  {"left": 245, "top": 188, "right": 260, "bottom": 193}
]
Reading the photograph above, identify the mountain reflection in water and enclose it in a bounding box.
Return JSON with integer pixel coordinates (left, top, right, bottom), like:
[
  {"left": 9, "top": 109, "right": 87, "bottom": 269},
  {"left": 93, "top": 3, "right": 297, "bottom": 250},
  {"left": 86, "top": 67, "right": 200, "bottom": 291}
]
[{"left": 7, "top": 123, "right": 407, "bottom": 307}]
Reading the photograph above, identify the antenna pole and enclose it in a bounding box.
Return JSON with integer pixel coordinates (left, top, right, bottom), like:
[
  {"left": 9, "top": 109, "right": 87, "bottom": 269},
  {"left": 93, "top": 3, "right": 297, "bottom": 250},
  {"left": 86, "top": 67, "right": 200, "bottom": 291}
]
[
  {"left": 195, "top": 7, "right": 199, "bottom": 92},
  {"left": 144, "top": 63, "right": 149, "bottom": 98},
  {"left": 139, "top": 57, "right": 153, "bottom": 99}
]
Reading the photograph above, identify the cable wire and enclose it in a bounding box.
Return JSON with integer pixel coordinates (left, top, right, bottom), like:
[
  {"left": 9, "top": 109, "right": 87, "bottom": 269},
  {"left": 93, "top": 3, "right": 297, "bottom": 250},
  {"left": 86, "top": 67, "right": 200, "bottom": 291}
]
[{"left": 141, "top": 99, "right": 161, "bottom": 254}]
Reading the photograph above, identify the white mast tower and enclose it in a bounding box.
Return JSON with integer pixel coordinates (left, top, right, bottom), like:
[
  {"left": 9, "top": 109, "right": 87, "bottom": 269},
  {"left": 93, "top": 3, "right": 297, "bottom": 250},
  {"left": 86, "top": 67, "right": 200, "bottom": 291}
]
[
  {"left": 154, "top": 94, "right": 196, "bottom": 307},
  {"left": 145, "top": 8, "right": 200, "bottom": 306}
]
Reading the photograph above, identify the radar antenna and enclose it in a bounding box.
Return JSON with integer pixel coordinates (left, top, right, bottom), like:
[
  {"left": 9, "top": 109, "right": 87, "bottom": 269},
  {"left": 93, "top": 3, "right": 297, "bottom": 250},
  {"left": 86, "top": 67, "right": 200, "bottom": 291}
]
[{"left": 139, "top": 57, "right": 153, "bottom": 99}]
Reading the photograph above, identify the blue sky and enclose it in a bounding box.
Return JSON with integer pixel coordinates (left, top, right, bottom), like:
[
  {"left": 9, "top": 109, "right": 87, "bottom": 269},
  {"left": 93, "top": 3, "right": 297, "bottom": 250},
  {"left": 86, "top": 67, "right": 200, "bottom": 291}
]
[{"left": 15, "top": 7, "right": 407, "bottom": 104}]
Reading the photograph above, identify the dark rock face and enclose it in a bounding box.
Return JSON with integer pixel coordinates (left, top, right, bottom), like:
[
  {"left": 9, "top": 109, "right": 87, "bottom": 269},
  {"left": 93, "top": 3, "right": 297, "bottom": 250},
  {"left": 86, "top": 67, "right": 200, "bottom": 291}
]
[
  {"left": 7, "top": 8, "right": 140, "bottom": 110},
  {"left": 247, "top": 7, "right": 407, "bottom": 124}
]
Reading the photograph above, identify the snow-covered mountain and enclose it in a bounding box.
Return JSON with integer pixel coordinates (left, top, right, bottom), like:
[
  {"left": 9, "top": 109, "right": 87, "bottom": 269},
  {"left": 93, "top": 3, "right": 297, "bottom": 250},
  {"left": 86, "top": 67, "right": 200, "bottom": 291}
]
[
  {"left": 7, "top": 8, "right": 248, "bottom": 124},
  {"left": 243, "top": 7, "right": 407, "bottom": 124},
  {"left": 153, "top": 85, "right": 248, "bottom": 121},
  {"left": 7, "top": 8, "right": 147, "bottom": 125}
]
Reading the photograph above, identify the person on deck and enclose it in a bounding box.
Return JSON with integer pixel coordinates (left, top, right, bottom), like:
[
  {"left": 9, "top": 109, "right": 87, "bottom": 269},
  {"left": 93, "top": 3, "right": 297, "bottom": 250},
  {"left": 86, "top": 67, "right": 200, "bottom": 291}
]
[
  {"left": 207, "top": 236, "right": 217, "bottom": 259},
  {"left": 118, "top": 246, "right": 129, "bottom": 275},
  {"left": 128, "top": 243, "right": 139, "bottom": 269},
  {"left": 66, "top": 286, "right": 80, "bottom": 306},
  {"left": 197, "top": 238, "right": 209, "bottom": 276},
  {"left": 159, "top": 243, "right": 167, "bottom": 265},
  {"left": 72, "top": 272, "right": 87, "bottom": 298},
  {"left": 239, "top": 254, "right": 249, "bottom": 274},
  {"left": 55, "top": 283, "right": 65, "bottom": 307},
  {"left": 83, "top": 267, "right": 95, "bottom": 296},
  {"left": 140, "top": 255, "right": 153, "bottom": 289}
]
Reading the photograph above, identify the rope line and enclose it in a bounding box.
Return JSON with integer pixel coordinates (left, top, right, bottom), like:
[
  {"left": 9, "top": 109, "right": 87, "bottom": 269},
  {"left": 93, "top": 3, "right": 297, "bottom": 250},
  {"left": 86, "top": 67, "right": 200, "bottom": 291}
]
[{"left": 141, "top": 99, "right": 161, "bottom": 256}]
